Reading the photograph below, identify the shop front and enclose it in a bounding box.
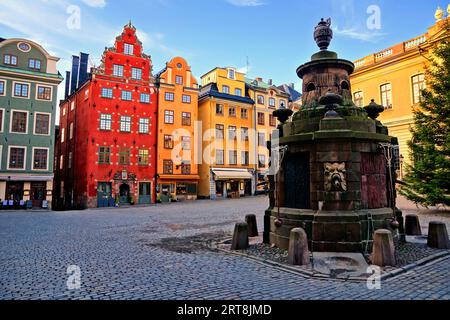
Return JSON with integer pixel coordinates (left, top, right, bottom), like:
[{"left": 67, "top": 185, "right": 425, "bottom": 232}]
[
  {"left": 157, "top": 175, "right": 199, "bottom": 203},
  {"left": 211, "top": 169, "right": 253, "bottom": 199}
]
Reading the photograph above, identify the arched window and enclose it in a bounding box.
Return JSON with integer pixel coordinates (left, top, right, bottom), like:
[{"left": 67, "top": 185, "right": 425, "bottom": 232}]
[
  {"left": 341, "top": 81, "right": 350, "bottom": 90},
  {"left": 306, "top": 82, "right": 316, "bottom": 92}
]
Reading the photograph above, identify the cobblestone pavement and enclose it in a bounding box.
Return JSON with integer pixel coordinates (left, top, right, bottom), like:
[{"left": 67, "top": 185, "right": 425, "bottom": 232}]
[{"left": 1, "top": 196, "right": 450, "bottom": 300}]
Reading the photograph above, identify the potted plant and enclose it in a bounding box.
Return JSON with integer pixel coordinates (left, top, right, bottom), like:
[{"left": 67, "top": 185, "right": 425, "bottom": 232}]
[{"left": 129, "top": 196, "right": 135, "bottom": 205}]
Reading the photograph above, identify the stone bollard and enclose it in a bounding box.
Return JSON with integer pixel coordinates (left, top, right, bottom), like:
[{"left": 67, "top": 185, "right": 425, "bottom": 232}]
[
  {"left": 405, "top": 214, "right": 422, "bottom": 236},
  {"left": 245, "top": 214, "right": 258, "bottom": 237},
  {"left": 288, "top": 228, "right": 310, "bottom": 266},
  {"left": 231, "top": 222, "right": 249, "bottom": 250},
  {"left": 372, "top": 229, "right": 396, "bottom": 267},
  {"left": 427, "top": 222, "right": 450, "bottom": 249}
]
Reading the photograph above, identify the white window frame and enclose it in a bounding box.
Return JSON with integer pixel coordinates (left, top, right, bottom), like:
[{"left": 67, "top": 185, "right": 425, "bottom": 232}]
[
  {"left": 124, "top": 43, "right": 134, "bottom": 55},
  {"left": 269, "top": 97, "right": 276, "bottom": 108},
  {"left": 61, "top": 127, "right": 65, "bottom": 143},
  {"left": 411, "top": 73, "right": 426, "bottom": 105},
  {"left": 121, "top": 90, "right": 132, "bottom": 101},
  {"left": 9, "top": 109, "right": 29, "bottom": 134},
  {"left": 69, "top": 122, "right": 74, "bottom": 140},
  {"left": 222, "top": 85, "right": 230, "bottom": 94},
  {"left": 101, "top": 87, "right": 113, "bottom": 99},
  {"left": 99, "top": 113, "right": 112, "bottom": 131},
  {"left": 182, "top": 94, "right": 191, "bottom": 103},
  {"left": 31, "top": 147, "right": 49, "bottom": 171},
  {"left": 353, "top": 91, "right": 364, "bottom": 107},
  {"left": 380, "top": 82, "right": 393, "bottom": 109},
  {"left": 120, "top": 116, "right": 131, "bottom": 132},
  {"left": 113, "top": 64, "right": 124, "bottom": 77},
  {"left": 7, "top": 145, "right": 27, "bottom": 171},
  {"left": 33, "top": 112, "right": 52, "bottom": 136},
  {"left": 234, "top": 88, "right": 242, "bottom": 96},
  {"left": 35, "top": 85, "right": 53, "bottom": 101},
  {"left": 139, "top": 118, "right": 149, "bottom": 134},
  {"left": 12, "top": 81, "right": 30, "bottom": 99},
  {"left": 131, "top": 68, "right": 142, "bottom": 80},
  {"left": 140, "top": 93, "right": 150, "bottom": 103},
  {"left": 0, "top": 107, "right": 4, "bottom": 133},
  {"left": 0, "top": 79, "right": 6, "bottom": 96},
  {"left": 228, "top": 68, "right": 235, "bottom": 80},
  {"left": 70, "top": 101, "right": 75, "bottom": 111}
]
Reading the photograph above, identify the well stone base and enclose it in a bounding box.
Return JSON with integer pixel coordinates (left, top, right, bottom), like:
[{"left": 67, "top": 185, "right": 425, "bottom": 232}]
[{"left": 269, "top": 207, "right": 395, "bottom": 252}]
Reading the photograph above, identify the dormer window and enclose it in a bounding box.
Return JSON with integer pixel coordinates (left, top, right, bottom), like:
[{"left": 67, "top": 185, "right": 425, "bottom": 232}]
[
  {"left": 113, "top": 64, "right": 124, "bottom": 77},
  {"left": 124, "top": 43, "right": 134, "bottom": 55},
  {"left": 4, "top": 54, "right": 17, "bottom": 66},
  {"left": 228, "top": 68, "right": 235, "bottom": 80},
  {"left": 29, "top": 59, "right": 41, "bottom": 70}
]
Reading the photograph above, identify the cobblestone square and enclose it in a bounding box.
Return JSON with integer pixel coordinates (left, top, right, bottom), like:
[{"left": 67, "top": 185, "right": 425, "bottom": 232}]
[{"left": 1, "top": 196, "right": 449, "bottom": 300}]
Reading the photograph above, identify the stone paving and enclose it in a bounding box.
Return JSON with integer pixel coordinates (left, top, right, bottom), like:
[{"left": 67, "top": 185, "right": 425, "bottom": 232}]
[{"left": 1, "top": 196, "right": 450, "bottom": 300}]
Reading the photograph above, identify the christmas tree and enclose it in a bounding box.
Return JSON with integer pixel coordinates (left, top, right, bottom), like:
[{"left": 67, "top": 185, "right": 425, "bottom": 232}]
[{"left": 399, "top": 23, "right": 450, "bottom": 207}]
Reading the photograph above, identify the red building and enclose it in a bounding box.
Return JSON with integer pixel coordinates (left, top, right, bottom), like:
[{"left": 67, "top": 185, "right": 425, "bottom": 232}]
[{"left": 54, "top": 22, "right": 157, "bottom": 209}]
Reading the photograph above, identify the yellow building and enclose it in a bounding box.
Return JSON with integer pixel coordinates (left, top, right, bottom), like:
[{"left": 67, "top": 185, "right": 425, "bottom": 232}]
[
  {"left": 198, "top": 67, "right": 256, "bottom": 199},
  {"left": 245, "top": 77, "right": 290, "bottom": 192},
  {"left": 350, "top": 9, "right": 450, "bottom": 177}
]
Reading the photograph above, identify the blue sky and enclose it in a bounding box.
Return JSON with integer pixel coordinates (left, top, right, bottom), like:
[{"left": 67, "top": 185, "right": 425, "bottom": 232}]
[{"left": 0, "top": 0, "right": 447, "bottom": 102}]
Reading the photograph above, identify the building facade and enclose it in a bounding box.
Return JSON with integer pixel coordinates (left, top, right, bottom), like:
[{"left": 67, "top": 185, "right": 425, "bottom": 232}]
[
  {"left": 0, "top": 38, "right": 63, "bottom": 208},
  {"left": 155, "top": 57, "right": 200, "bottom": 202},
  {"left": 350, "top": 10, "right": 449, "bottom": 177},
  {"left": 198, "top": 67, "right": 255, "bottom": 199},
  {"left": 245, "top": 77, "right": 290, "bottom": 193},
  {"left": 54, "top": 23, "right": 157, "bottom": 209}
]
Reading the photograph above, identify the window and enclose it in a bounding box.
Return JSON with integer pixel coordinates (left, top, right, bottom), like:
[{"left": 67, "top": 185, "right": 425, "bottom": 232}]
[
  {"left": 69, "top": 123, "right": 73, "bottom": 139},
  {"left": 14, "top": 83, "right": 29, "bottom": 98},
  {"left": 182, "top": 136, "right": 191, "bottom": 150},
  {"left": 165, "top": 92, "right": 174, "bottom": 101},
  {"left": 216, "top": 150, "right": 224, "bottom": 165},
  {"left": 241, "top": 127, "right": 249, "bottom": 141},
  {"left": 113, "top": 64, "right": 124, "bottom": 77},
  {"left": 258, "top": 112, "right": 265, "bottom": 125},
  {"left": 269, "top": 98, "right": 276, "bottom": 108},
  {"left": 175, "top": 75, "right": 183, "bottom": 85},
  {"left": 11, "top": 111, "right": 27, "bottom": 133},
  {"left": 9, "top": 147, "right": 26, "bottom": 169},
  {"left": 115, "top": 147, "right": 128, "bottom": 165},
  {"left": 61, "top": 128, "right": 65, "bottom": 143},
  {"left": 279, "top": 100, "right": 286, "bottom": 108},
  {"left": 354, "top": 91, "right": 364, "bottom": 107},
  {"left": 68, "top": 152, "right": 72, "bottom": 169},
  {"left": 380, "top": 83, "right": 392, "bottom": 109},
  {"left": 228, "top": 126, "right": 237, "bottom": 140},
  {"left": 269, "top": 114, "right": 276, "bottom": 127},
  {"left": 241, "top": 108, "right": 248, "bottom": 119},
  {"left": 258, "top": 154, "right": 266, "bottom": 168},
  {"left": 257, "top": 95, "right": 265, "bottom": 105},
  {"left": 241, "top": 151, "right": 249, "bottom": 166},
  {"left": 182, "top": 112, "right": 191, "bottom": 126},
  {"left": 164, "top": 135, "right": 174, "bottom": 149},
  {"left": 33, "top": 148, "right": 48, "bottom": 170},
  {"left": 37, "top": 86, "right": 51, "bottom": 100},
  {"left": 121, "top": 90, "right": 132, "bottom": 101},
  {"left": 124, "top": 43, "right": 134, "bottom": 55},
  {"left": 216, "top": 104, "right": 223, "bottom": 115},
  {"left": 0, "top": 80, "right": 5, "bottom": 95},
  {"left": 131, "top": 68, "right": 142, "bottom": 80},
  {"left": 181, "top": 164, "right": 191, "bottom": 175},
  {"left": 35, "top": 113, "right": 50, "bottom": 135},
  {"left": 164, "top": 110, "right": 174, "bottom": 124},
  {"left": 140, "top": 93, "right": 150, "bottom": 103},
  {"left": 102, "top": 88, "right": 113, "bottom": 98},
  {"left": 60, "top": 155, "right": 64, "bottom": 170},
  {"left": 120, "top": 116, "right": 131, "bottom": 132},
  {"left": 163, "top": 160, "right": 173, "bottom": 174},
  {"left": 216, "top": 124, "right": 224, "bottom": 139},
  {"left": 228, "top": 69, "right": 235, "bottom": 80},
  {"left": 62, "top": 107, "right": 66, "bottom": 116},
  {"left": 182, "top": 94, "right": 191, "bottom": 103},
  {"left": 4, "top": 54, "right": 17, "bottom": 66},
  {"left": 235, "top": 88, "right": 242, "bottom": 96},
  {"left": 229, "top": 150, "right": 237, "bottom": 165},
  {"left": 70, "top": 101, "right": 75, "bottom": 111},
  {"left": 258, "top": 132, "right": 265, "bottom": 146},
  {"left": 139, "top": 118, "right": 149, "bottom": 134},
  {"left": 29, "top": 59, "right": 41, "bottom": 70},
  {"left": 98, "top": 147, "right": 110, "bottom": 164},
  {"left": 412, "top": 74, "right": 425, "bottom": 104},
  {"left": 222, "top": 85, "right": 230, "bottom": 94},
  {"left": 228, "top": 106, "right": 237, "bottom": 117},
  {"left": 138, "top": 149, "right": 149, "bottom": 165},
  {"left": 100, "top": 114, "right": 112, "bottom": 130},
  {"left": 0, "top": 109, "right": 3, "bottom": 132}
]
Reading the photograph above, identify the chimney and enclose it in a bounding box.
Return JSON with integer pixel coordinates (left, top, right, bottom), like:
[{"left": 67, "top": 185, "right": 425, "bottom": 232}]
[
  {"left": 256, "top": 77, "right": 263, "bottom": 82},
  {"left": 268, "top": 79, "right": 273, "bottom": 86},
  {"left": 70, "top": 55, "right": 80, "bottom": 94},
  {"left": 289, "top": 83, "right": 295, "bottom": 89},
  {"left": 64, "top": 71, "right": 71, "bottom": 99},
  {"left": 77, "top": 52, "right": 89, "bottom": 88}
]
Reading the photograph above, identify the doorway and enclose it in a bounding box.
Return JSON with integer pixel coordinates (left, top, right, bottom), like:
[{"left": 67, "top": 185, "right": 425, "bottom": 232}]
[
  {"left": 284, "top": 153, "right": 310, "bottom": 209},
  {"left": 119, "top": 183, "right": 130, "bottom": 204},
  {"left": 6, "top": 182, "right": 24, "bottom": 203},
  {"left": 139, "top": 182, "right": 151, "bottom": 204},
  {"left": 97, "top": 182, "right": 112, "bottom": 208},
  {"left": 30, "top": 182, "right": 46, "bottom": 207}
]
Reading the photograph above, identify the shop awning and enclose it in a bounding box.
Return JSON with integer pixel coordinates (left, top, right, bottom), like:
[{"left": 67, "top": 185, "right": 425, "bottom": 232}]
[
  {"left": 0, "top": 175, "right": 53, "bottom": 182},
  {"left": 212, "top": 169, "right": 253, "bottom": 181}
]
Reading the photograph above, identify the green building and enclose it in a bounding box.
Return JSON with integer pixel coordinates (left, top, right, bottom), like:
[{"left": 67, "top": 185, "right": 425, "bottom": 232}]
[{"left": 0, "top": 38, "right": 63, "bottom": 208}]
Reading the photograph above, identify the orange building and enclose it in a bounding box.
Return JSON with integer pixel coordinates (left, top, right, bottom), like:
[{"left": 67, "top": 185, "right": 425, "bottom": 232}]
[{"left": 155, "top": 57, "right": 200, "bottom": 202}]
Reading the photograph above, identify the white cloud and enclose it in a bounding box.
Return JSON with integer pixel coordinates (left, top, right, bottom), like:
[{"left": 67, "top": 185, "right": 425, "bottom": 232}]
[
  {"left": 333, "top": 26, "right": 386, "bottom": 42},
  {"left": 226, "top": 0, "right": 265, "bottom": 7},
  {"left": 81, "top": 0, "right": 106, "bottom": 8}
]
